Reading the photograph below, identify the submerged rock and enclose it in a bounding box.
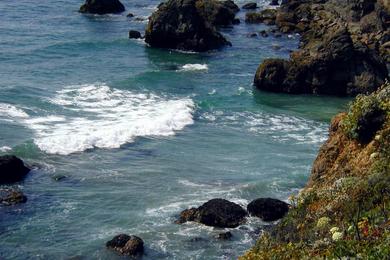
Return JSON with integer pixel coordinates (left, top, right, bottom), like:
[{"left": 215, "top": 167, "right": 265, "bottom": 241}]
[
  {"left": 176, "top": 199, "right": 247, "bottom": 228},
  {"left": 145, "top": 0, "right": 239, "bottom": 52},
  {"left": 0, "top": 155, "right": 30, "bottom": 184},
  {"left": 247, "top": 198, "right": 289, "bottom": 221},
  {"left": 216, "top": 231, "right": 233, "bottom": 240},
  {"left": 129, "top": 30, "right": 142, "bottom": 39},
  {"left": 106, "top": 234, "right": 144, "bottom": 256},
  {"left": 79, "top": 0, "right": 125, "bottom": 15},
  {"left": 0, "top": 189, "right": 27, "bottom": 205}
]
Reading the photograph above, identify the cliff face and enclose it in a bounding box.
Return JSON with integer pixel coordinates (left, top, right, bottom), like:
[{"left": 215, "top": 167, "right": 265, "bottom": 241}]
[{"left": 241, "top": 84, "right": 390, "bottom": 259}]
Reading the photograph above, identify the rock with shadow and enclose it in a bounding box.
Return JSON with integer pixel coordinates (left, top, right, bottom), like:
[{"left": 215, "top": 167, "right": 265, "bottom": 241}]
[
  {"left": 247, "top": 198, "right": 289, "bottom": 221},
  {"left": 106, "top": 234, "right": 144, "bottom": 256}
]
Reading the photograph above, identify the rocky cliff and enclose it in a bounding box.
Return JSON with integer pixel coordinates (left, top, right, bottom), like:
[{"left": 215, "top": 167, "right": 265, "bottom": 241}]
[{"left": 241, "top": 82, "right": 390, "bottom": 259}]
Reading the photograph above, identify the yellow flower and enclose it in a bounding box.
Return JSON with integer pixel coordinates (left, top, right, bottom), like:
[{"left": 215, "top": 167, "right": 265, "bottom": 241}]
[{"left": 330, "top": 227, "right": 339, "bottom": 234}]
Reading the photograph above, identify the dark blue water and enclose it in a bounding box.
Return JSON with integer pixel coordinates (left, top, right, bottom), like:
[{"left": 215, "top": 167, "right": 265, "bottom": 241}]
[{"left": 0, "top": 0, "right": 348, "bottom": 259}]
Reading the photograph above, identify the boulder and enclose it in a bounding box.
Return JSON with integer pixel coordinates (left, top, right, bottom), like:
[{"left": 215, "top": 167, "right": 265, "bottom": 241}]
[
  {"left": 106, "top": 234, "right": 144, "bottom": 256},
  {"left": 247, "top": 198, "right": 289, "bottom": 221},
  {"left": 270, "top": 0, "right": 279, "bottom": 5},
  {"left": 0, "top": 189, "right": 27, "bottom": 205},
  {"left": 145, "top": 0, "right": 239, "bottom": 52},
  {"left": 0, "top": 155, "right": 30, "bottom": 184},
  {"left": 176, "top": 199, "right": 247, "bottom": 228},
  {"left": 79, "top": 0, "right": 125, "bottom": 15},
  {"left": 242, "top": 3, "right": 257, "bottom": 10},
  {"left": 129, "top": 30, "right": 142, "bottom": 39}
]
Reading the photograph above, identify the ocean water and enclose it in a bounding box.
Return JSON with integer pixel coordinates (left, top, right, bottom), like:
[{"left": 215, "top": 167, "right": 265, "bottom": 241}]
[{"left": 0, "top": 0, "right": 348, "bottom": 259}]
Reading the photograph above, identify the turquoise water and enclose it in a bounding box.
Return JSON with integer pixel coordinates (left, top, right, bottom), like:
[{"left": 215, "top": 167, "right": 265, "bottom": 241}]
[{"left": 0, "top": 0, "right": 348, "bottom": 259}]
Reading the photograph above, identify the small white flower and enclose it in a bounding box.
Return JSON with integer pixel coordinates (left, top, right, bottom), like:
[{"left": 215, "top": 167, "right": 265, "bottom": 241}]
[
  {"left": 330, "top": 227, "right": 339, "bottom": 234},
  {"left": 332, "top": 231, "right": 343, "bottom": 241}
]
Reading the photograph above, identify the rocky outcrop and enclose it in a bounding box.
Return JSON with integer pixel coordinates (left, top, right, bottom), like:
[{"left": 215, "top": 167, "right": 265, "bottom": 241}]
[
  {"left": 247, "top": 198, "right": 289, "bottom": 221},
  {"left": 145, "top": 0, "right": 239, "bottom": 52},
  {"left": 0, "top": 155, "right": 30, "bottom": 184},
  {"left": 216, "top": 231, "right": 233, "bottom": 240},
  {"left": 253, "top": 0, "right": 390, "bottom": 96},
  {"left": 241, "top": 84, "right": 390, "bottom": 259},
  {"left": 79, "top": 0, "right": 125, "bottom": 15},
  {"left": 176, "top": 199, "right": 247, "bottom": 228},
  {"left": 106, "top": 234, "right": 144, "bottom": 256},
  {"left": 0, "top": 189, "right": 27, "bottom": 205}
]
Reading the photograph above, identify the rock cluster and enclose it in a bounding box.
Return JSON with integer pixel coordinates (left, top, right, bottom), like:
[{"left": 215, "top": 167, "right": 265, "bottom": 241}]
[
  {"left": 253, "top": 0, "right": 389, "bottom": 96},
  {"left": 145, "top": 0, "right": 239, "bottom": 52},
  {"left": 0, "top": 155, "right": 30, "bottom": 184},
  {"left": 176, "top": 198, "right": 289, "bottom": 228}
]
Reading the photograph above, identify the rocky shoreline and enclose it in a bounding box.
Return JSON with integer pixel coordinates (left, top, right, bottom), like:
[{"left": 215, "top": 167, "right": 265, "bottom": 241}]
[{"left": 1, "top": 0, "right": 388, "bottom": 258}]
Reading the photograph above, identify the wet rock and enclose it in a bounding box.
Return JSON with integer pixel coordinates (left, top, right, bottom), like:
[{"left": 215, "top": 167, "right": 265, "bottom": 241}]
[
  {"left": 245, "top": 9, "right": 277, "bottom": 24},
  {"left": 254, "top": 59, "right": 289, "bottom": 93},
  {"left": 79, "top": 0, "right": 125, "bottom": 15},
  {"left": 0, "top": 189, "right": 27, "bottom": 205},
  {"left": 145, "top": 0, "right": 239, "bottom": 52},
  {"left": 248, "top": 33, "right": 258, "bottom": 38},
  {"left": 106, "top": 234, "right": 144, "bottom": 256},
  {"left": 242, "top": 3, "right": 257, "bottom": 10},
  {"left": 129, "top": 30, "right": 142, "bottom": 39},
  {"left": 126, "top": 13, "right": 134, "bottom": 17},
  {"left": 270, "top": 0, "right": 279, "bottom": 6},
  {"left": 0, "top": 155, "right": 30, "bottom": 184},
  {"left": 216, "top": 231, "right": 233, "bottom": 240},
  {"left": 247, "top": 198, "right": 289, "bottom": 221},
  {"left": 176, "top": 199, "right": 247, "bottom": 228}
]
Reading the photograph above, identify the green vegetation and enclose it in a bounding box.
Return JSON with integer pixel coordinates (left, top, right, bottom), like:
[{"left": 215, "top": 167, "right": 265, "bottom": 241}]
[{"left": 241, "top": 83, "right": 390, "bottom": 259}]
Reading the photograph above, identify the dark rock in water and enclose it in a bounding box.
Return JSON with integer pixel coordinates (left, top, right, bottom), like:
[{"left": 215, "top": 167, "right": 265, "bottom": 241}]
[
  {"left": 52, "top": 175, "right": 67, "bottom": 182},
  {"left": 255, "top": 28, "right": 388, "bottom": 96},
  {"left": 106, "top": 234, "right": 144, "bottom": 256},
  {"left": 0, "top": 189, "right": 27, "bottom": 205},
  {"left": 247, "top": 198, "right": 289, "bottom": 221},
  {"left": 259, "top": 30, "right": 269, "bottom": 37},
  {"left": 245, "top": 9, "right": 277, "bottom": 24},
  {"left": 232, "top": 18, "right": 240, "bottom": 25},
  {"left": 216, "top": 231, "right": 233, "bottom": 240},
  {"left": 145, "top": 0, "right": 239, "bottom": 52},
  {"left": 79, "top": 0, "right": 125, "bottom": 15},
  {"left": 129, "top": 30, "right": 142, "bottom": 39},
  {"left": 242, "top": 3, "right": 257, "bottom": 10},
  {"left": 176, "top": 199, "right": 247, "bottom": 228},
  {"left": 0, "top": 155, "right": 30, "bottom": 184},
  {"left": 248, "top": 33, "right": 257, "bottom": 38},
  {"left": 126, "top": 13, "right": 134, "bottom": 17},
  {"left": 270, "top": 0, "right": 279, "bottom": 6}
]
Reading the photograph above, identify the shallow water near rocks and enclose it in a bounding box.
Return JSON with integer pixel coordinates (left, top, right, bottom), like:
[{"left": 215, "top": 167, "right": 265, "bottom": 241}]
[{"left": 0, "top": 0, "right": 348, "bottom": 259}]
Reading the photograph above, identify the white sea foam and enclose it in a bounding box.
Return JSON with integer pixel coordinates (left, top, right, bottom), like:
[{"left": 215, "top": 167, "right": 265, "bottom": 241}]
[
  {"left": 1, "top": 84, "right": 194, "bottom": 155},
  {"left": 0, "top": 146, "right": 12, "bottom": 152},
  {"left": 178, "top": 64, "right": 208, "bottom": 72},
  {"left": 0, "top": 103, "right": 29, "bottom": 118}
]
